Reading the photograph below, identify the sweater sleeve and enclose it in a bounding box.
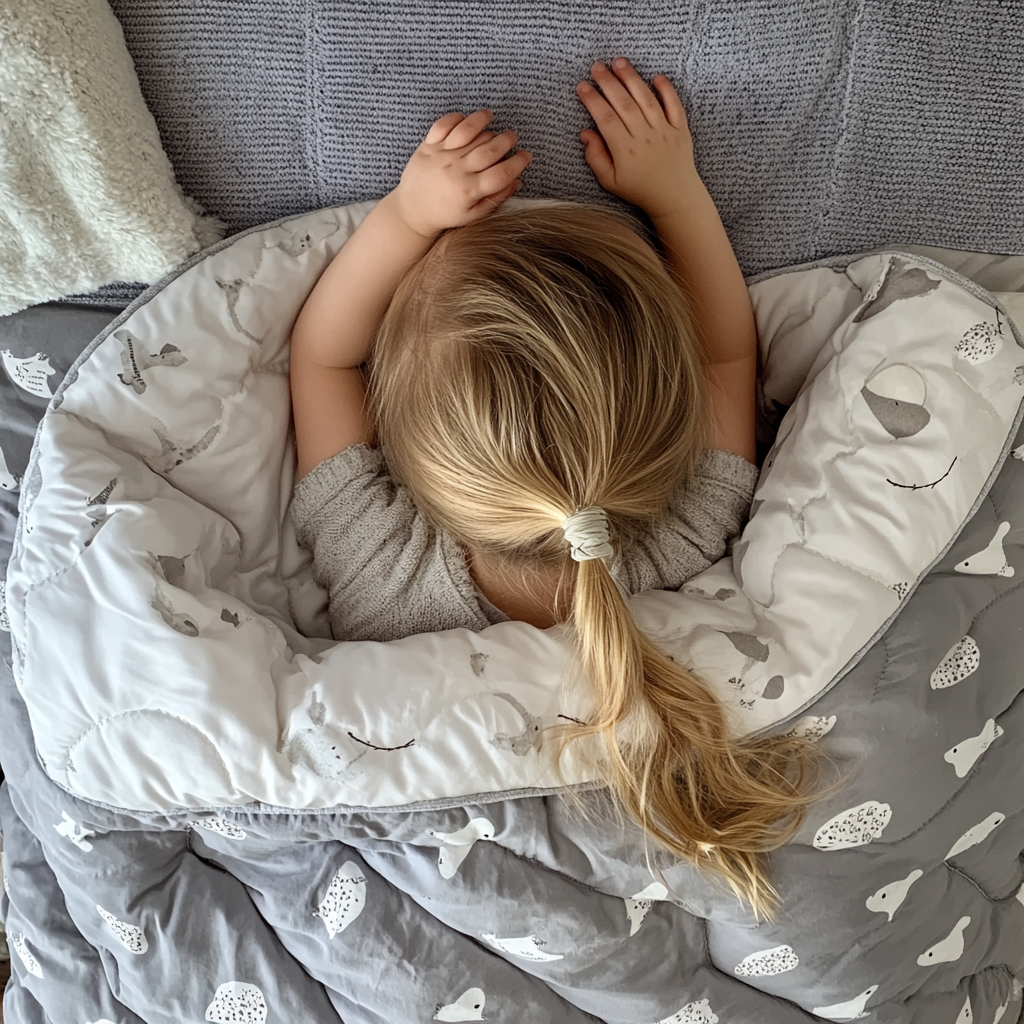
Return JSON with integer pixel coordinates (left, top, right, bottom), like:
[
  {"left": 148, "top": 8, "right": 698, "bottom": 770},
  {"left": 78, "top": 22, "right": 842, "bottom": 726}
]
[
  {"left": 613, "top": 448, "right": 759, "bottom": 595},
  {"left": 289, "top": 444, "right": 493, "bottom": 642}
]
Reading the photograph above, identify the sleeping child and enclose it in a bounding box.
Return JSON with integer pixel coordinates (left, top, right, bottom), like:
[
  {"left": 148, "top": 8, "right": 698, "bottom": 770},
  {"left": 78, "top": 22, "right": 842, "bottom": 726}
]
[{"left": 287, "top": 56, "right": 820, "bottom": 916}]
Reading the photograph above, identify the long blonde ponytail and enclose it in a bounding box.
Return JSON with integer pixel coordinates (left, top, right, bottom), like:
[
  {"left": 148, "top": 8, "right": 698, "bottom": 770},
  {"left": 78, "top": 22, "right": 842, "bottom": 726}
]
[
  {"left": 571, "top": 554, "right": 817, "bottom": 917},
  {"left": 369, "top": 199, "right": 824, "bottom": 917}
]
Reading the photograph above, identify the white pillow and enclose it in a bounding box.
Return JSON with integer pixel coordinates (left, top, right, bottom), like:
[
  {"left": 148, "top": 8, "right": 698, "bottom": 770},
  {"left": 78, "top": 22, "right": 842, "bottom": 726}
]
[{"left": 0, "top": 0, "right": 227, "bottom": 316}]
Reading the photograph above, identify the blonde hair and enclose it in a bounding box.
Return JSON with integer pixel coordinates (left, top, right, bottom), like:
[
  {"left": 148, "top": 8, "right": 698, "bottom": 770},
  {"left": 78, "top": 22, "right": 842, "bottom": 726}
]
[{"left": 368, "top": 200, "right": 823, "bottom": 918}]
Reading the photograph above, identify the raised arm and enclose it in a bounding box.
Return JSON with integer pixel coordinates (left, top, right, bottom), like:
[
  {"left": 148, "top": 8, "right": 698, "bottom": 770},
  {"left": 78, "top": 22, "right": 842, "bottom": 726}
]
[
  {"left": 290, "top": 110, "right": 533, "bottom": 479},
  {"left": 576, "top": 58, "right": 757, "bottom": 464}
]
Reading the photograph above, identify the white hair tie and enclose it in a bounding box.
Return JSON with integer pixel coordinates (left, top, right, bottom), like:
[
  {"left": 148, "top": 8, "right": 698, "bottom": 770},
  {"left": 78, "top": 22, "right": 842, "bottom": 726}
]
[{"left": 561, "top": 506, "right": 614, "bottom": 562}]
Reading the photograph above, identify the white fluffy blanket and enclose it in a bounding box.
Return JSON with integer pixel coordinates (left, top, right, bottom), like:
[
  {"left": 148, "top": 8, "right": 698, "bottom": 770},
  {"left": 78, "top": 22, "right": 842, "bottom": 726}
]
[{"left": 0, "top": 0, "right": 226, "bottom": 316}]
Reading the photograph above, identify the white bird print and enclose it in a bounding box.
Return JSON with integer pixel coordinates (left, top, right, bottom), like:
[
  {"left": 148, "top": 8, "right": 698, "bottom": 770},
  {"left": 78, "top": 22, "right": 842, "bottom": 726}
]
[
  {"left": 944, "top": 718, "right": 1003, "bottom": 777},
  {"left": 954, "top": 522, "right": 1014, "bottom": 577},
  {"left": 624, "top": 881, "right": 668, "bottom": 936},
  {"left": 865, "top": 868, "right": 923, "bottom": 922},
  {"left": 954, "top": 995, "right": 973, "bottom": 1024},
  {"left": 480, "top": 933, "right": 563, "bottom": 961},
  {"left": 427, "top": 817, "right": 495, "bottom": 880},
  {"left": 946, "top": 811, "right": 1005, "bottom": 860},
  {"left": 916, "top": 916, "right": 970, "bottom": 966},
  {"left": 1, "top": 350, "right": 55, "bottom": 398},
  {"left": 812, "top": 984, "right": 878, "bottom": 1021},
  {"left": 1013, "top": 443, "right": 1024, "bottom": 461},
  {"left": 434, "top": 987, "right": 487, "bottom": 1021},
  {"left": 54, "top": 810, "right": 95, "bottom": 852},
  {"left": 0, "top": 445, "right": 20, "bottom": 491}
]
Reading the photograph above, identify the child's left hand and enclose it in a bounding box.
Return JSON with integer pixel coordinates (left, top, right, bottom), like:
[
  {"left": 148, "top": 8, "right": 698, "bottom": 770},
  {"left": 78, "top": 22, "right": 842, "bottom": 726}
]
[{"left": 391, "top": 109, "right": 533, "bottom": 238}]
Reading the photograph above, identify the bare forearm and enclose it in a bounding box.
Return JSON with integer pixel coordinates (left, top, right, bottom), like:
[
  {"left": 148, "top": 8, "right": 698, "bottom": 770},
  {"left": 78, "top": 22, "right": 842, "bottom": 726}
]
[
  {"left": 649, "top": 173, "right": 756, "bottom": 367},
  {"left": 291, "top": 192, "right": 436, "bottom": 369}
]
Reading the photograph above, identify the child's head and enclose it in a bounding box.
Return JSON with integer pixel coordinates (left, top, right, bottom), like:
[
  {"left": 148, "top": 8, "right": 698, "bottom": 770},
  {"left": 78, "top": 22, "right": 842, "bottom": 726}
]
[
  {"left": 370, "top": 200, "right": 709, "bottom": 565},
  {"left": 369, "top": 201, "right": 821, "bottom": 918}
]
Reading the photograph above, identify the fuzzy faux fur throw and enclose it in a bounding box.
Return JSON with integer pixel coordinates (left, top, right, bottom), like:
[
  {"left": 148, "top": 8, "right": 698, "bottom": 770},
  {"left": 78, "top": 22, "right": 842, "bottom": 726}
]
[{"left": 0, "top": 0, "right": 226, "bottom": 316}]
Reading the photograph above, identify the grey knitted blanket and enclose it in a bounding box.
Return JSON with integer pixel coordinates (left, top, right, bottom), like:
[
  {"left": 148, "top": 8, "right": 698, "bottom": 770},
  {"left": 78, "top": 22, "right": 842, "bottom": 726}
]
[{"left": 65, "top": 0, "right": 1024, "bottom": 310}]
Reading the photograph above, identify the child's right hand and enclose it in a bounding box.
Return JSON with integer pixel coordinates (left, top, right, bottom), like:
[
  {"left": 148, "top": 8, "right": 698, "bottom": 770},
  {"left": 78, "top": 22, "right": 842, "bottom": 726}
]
[{"left": 577, "top": 57, "right": 699, "bottom": 219}]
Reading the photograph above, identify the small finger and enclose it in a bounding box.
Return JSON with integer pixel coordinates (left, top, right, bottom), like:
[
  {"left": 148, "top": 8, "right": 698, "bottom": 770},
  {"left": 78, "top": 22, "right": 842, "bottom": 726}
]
[
  {"left": 424, "top": 112, "right": 466, "bottom": 145},
  {"left": 580, "top": 129, "right": 614, "bottom": 186},
  {"left": 475, "top": 149, "right": 532, "bottom": 197},
  {"left": 588, "top": 61, "right": 644, "bottom": 136},
  {"left": 465, "top": 129, "right": 519, "bottom": 170},
  {"left": 651, "top": 74, "right": 688, "bottom": 131},
  {"left": 611, "top": 57, "right": 666, "bottom": 129},
  {"left": 576, "top": 80, "right": 630, "bottom": 149},
  {"left": 471, "top": 177, "right": 521, "bottom": 213},
  {"left": 443, "top": 108, "right": 495, "bottom": 149}
]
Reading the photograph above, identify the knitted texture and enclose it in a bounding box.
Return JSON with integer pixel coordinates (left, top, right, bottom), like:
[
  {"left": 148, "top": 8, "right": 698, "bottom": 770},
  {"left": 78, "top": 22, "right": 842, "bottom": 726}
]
[{"left": 62, "top": 0, "right": 1024, "bottom": 310}]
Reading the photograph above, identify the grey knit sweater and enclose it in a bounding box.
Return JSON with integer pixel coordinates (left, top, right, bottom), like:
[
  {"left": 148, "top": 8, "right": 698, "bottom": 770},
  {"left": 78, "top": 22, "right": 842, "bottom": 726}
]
[{"left": 290, "top": 444, "right": 758, "bottom": 643}]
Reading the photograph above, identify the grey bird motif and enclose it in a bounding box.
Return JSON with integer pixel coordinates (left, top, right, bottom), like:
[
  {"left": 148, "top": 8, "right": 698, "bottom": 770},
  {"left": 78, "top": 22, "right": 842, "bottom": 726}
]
[
  {"left": 852, "top": 257, "right": 941, "bottom": 322},
  {"left": 469, "top": 652, "right": 489, "bottom": 677},
  {"left": 490, "top": 692, "right": 553, "bottom": 756},
  {"left": 153, "top": 553, "right": 187, "bottom": 588},
  {"left": 147, "top": 405, "right": 224, "bottom": 473},
  {"left": 83, "top": 479, "right": 120, "bottom": 546},
  {"left": 721, "top": 631, "right": 771, "bottom": 678},
  {"left": 83, "top": 509, "right": 119, "bottom": 547},
  {"left": 86, "top": 478, "right": 117, "bottom": 507},
  {"left": 215, "top": 278, "right": 263, "bottom": 343},
  {"left": 114, "top": 330, "right": 187, "bottom": 394},
  {"left": 151, "top": 582, "right": 199, "bottom": 637}
]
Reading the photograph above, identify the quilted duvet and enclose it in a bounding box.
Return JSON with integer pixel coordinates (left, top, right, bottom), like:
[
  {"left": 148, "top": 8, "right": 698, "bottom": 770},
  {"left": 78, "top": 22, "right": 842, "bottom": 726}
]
[{"left": 2, "top": 199, "right": 1024, "bottom": 1023}]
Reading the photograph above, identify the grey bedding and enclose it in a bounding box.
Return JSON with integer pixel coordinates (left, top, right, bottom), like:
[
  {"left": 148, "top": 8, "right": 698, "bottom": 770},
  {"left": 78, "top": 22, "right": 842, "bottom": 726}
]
[
  {"left": 3, "top": 1, "right": 1024, "bottom": 1019},
  {"left": 1, "top": 244, "right": 1024, "bottom": 1024},
  {"left": 58, "top": 0, "right": 1024, "bottom": 311}
]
